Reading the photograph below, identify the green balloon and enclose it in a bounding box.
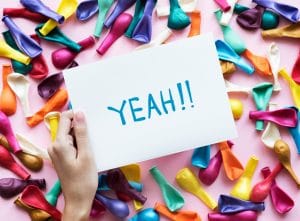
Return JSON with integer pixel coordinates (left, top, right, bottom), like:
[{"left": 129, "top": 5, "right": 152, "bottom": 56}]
[
  {"left": 125, "top": 0, "right": 146, "bottom": 38},
  {"left": 2, "top": 31, "right": 32, "bottom": 74},
  {"left": 215, "top": 10, "right": 247, "bottom": 54},
  {"left": 167, "top": 0, "right": 191, "bottom": 30},
  {"left": 150, "top": 166, "right": 185, "bottom": 212},
  {"left": 45, "top": 180, "right": 62, "bottom": 206},
  {"left": 252, "top": 82, "right": 274, "bottom": 131},
  {"left": 261, "top": 10, "right": 279, "bottom": 30},
  {"left": 94, "top": 0, "right": 114, "bottom": 38},
  {"left": 36, "top": 24, "right": 81, "bottom": 52}
]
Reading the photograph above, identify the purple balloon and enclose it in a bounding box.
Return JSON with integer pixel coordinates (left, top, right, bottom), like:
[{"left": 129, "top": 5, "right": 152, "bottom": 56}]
[
  {"left": 20, "top": 0, "right": 64, "bottom": 24},
  {"left": 37, "top": 73, "right": 64, "bottom": 99},
  {"left": 253, "top": 0, "right": 300, "bottom": 23},
  {"left": 76, "top": 0, "right": 99, "bottom": 21},
  {"left": 104, "top": 0, "right": 137, "bottom": 28},
  {"left": 68, "top": 60, "right": 79, "bottom": 68},
  {"left": 132, "top": 0, "right": 157, "bottom": 43},
  {"left": 0, "top": 178, "right": 46, "bottom": 198},
  {"left": 236, "top": 5, "right": 264, "bottom": 30},
  {"left": 2, "top": 16, "right": 42, "bottom": 58}
]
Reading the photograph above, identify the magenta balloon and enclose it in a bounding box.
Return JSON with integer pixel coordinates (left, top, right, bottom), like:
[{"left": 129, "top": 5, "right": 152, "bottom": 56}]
[
  {"left": 249, "top": 108, "right": 298, "bottom": 127},
  {"left": 52, "top": 36, "right": 95, "bottom": 69},
  {"left": 90, "top": 199, "right": 106, "bottom": 217},
  {"left": 208, "top": 211, "right": 258, "bottom": 221},
  {"left": 97, "top": 13, "right": 133, "bottom": 55},
  {"left": 0, "top": 111, "right": 22, "bottom": 153}
]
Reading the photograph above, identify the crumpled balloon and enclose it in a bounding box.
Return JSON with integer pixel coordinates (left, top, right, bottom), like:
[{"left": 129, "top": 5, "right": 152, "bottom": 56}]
[
  {"left": 236, "top": 5, "right": 264, "bottom": 30},
  {"left": 188, "top": 11, "right": 201, "bottom": 37},
  {"left": 76, "top": 0, "right": 98, "bottom": 21},
  {"left": 262, "top": 22, "right": 300, "bottom": 39},
  {"left": 167, "top": 0, "right": 191, "bottom": 30}
]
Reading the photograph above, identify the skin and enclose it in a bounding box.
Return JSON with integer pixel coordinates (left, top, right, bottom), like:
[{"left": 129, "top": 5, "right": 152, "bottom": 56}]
[{"left": 48, "top": 111, "right": 98, "bottom": 221}]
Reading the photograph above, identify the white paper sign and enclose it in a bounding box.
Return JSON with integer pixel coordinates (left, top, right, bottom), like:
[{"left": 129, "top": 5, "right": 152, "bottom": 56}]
[{"left": 63, "top": 34, "right": 237, "bottom": 171}]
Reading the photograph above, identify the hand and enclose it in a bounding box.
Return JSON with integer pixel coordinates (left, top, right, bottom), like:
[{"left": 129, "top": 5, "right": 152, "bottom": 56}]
[{"left": 48, "top": 111, "right": 98, "bottom": 221}]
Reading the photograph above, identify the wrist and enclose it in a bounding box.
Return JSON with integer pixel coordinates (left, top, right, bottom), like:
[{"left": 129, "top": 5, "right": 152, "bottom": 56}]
[{"left": 63, "top": 201, "right": 91, "bottom": 221}]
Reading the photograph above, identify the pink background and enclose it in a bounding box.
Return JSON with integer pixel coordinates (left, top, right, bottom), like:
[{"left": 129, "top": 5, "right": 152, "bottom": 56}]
[{"left": 1, "top": 0, "right": 300, "bottom": 220}]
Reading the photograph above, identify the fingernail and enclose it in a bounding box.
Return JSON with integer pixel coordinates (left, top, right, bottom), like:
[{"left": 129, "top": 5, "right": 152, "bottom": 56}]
[{"left": 75, "top": 111, "right": 85, "bottom": 123}]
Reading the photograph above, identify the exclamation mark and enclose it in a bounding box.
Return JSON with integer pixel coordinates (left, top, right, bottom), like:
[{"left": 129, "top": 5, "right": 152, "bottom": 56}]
[
  {"left": 185, "top": 80, "right": 194, "bottom": 108},
  {"left": 177, "top": 82, "right": 185, "bottom": 110}
]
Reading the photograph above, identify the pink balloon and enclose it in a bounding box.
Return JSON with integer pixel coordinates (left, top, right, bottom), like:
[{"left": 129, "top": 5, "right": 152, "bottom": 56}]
[{"left": 208, "top": 211, "right": 258, "bottom": 221}]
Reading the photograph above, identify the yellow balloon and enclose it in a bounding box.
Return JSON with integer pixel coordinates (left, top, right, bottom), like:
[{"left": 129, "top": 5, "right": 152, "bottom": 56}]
[
  {"left": 279, "top": 68, "right": 300, "bottom": 109},
  {"left": 39, "top": 0, "right": 78, "bottom": 36},
  {"left": 44, "top": 112, "right": 60, "bottom": 142},
  {"left": 262, "top": 22, "right": 300, "bottom": 39},
  {"left": 230, "top": 155, "right": 259, "bottom": 200},
  {"left": 175, "top": 167, "right": 217, "bottom": 210},
  {"left": 0, "top": 40, "right": 30, "bottom": 65},
  {"left": 229, "top": 98, "right": 243, "bottom": 120},
  {"left": 220, "top": 60, "right": 236, "bottom": 75}
]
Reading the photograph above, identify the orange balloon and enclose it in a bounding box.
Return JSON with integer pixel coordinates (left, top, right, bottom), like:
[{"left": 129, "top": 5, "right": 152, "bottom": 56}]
[
  {"left": 220, "top": 60, "right": 236, "bottom": 75},
  {"left": 188, "top": 11, "right": 201, "bottom": 37},
  {"left": 154, "top": 202, "right": 201, "bottom": 221},
  {"left": 0, "top": 64, "right": 17, "bottom": 115},
  {"left": 26, "top": 89, "right": 68, "bottom": 127},
  {"left": 241, "top": 49, "right": 272, "bottom": 77},
  {"left": 218, "top": 141, "right": 244, "bottom": 181}
]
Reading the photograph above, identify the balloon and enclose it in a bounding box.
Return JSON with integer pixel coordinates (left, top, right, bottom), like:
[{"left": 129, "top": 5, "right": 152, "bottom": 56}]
[
  {"left": 274, "top": 140, "right": 300, "bottom": 187},
  {"left": 132, "top": 0, "right": 157, "bottom": 43},
  {"left": 233, "top": 4, "right": 250, "bottom": 14},
  {"left": 288, "top": 107, "right": 300, "bottom": 154},
  {"left": 262, "top": 22, "right": 300, "bottom": 39},
  {"left": 45, "top": 180, "right": 61, "bottom": 206},
  {"left": 251, "top": 82, "right": 274, "bottom": 131},
  {"left": 191, "top": 145, "right": 211, "bottom": 168},
  {"left": 218, "top": 195, "right": 265, "bottom": 214},
  {"left": 292, "top": 51, "right": 300, "bottom": 84},
  {"left": 230, "top": 156, "right": 259, "bottom": 200},
  {"left": 20, "top": 185, "right": 62, "bottom": 221},
  {"left": 90, "top": 199, "right": 106, "bottom": 217},
  {"left": 37, "top": 73, "right": 64, "bottom": 99},
  {"left": 135, "top": 28, "right": 173, "bottom": 50},
  {"left": 208, "top": 211, "right": 258, "bottom": 221},
  {"left": 241, "top": 49, "right": 272, "bottom": 76},
  {"left": 176, "top": 167, "right": 217, "bottom": 210},
  {"left": 253, "top": 0, "right": 300, "bottom": 23},
  {"left": 0, "top": 40, "right": 30, "bottom": 65},
  {"left": 3, "top": 8, "right": 48, "bottom": 23},
  {"left": 0, "top": 64, "right": 17, "bottom": 116},
  {"left": 218, "top": 141, "right": 244, "bottom": 181},
  {"left": 20, "top": 0, "right": 64, "bottom": 24},
  {"left": 104, "top": 0, "right": 137, "bottom": 28},
  {"left": 7, "top": 73, "right": 31, "bottom": 117},
  {"left": 2, "top": 30, "right": 33, "bottom": 74},
  {"left": 156, "top": 0, "right": 197, "bottom": 17},
  {"left": 229, "top": 99, "right": 243, "bottom": 120},
  {"left": 95, "top": 192, "right": 130, "bottom": 218},
  {"left": 236, "top": 5, "right": 264, "bottom": 30},
  {"left": 220, "top": 61, "right": 236, "bottom": 75},
  {"left": 214, "top": 0, "right": 231, "bottom": 12},
  {"left": 250, "top": 163, "right": 282, "bottom": 202},
  {"left": 0, "top": 178, "right": 45, "bottom": 199},
  {"left": 267, "top": 42, "right": 281, "bottom": 91},
  {"left": 128, "top": 208, "right": 160, "bottom": 221},
  {"left": 261, "top": 167, "right": 294, "bottom": 214},
  {"left": 188, "top": 11, "right": 201, "bottom": 37},
  {"left": 150, "top": 166, "right": 185, "bottom": 212},
  {"left": 44, "top": 111, "right": 61, "bottom": 142},
  {"left": 35, "top": 24, "right": 82, "bottom": 52},
  {"left": 2, "top": 16, "right": 42, "bottom": 58},
  {"left": 26, "top": 89, "right": 68, "bottom": 127},
  {"left": 249, "top": 108, "right": 298, "bottom": 128},
  {"left": 215, "top": 10, "right": 247, "bottom": 54},
  {"left": 167, "top": 0, "right": 191, "bottom": 30},
  {"left": 97, "top": 13, "right": 133, "bottom": 55},
  {"left": 0, "top": 145, "right": 30, "bottom": 180},
  {"left": 219, "top": 0, "right": 238, "bottom": 25},
  {"left": 97, "top": 174, "right": 143, "bottom": 192},
  {"left": 154, "top": 202, "right": 201, "bottom": 221},
  {"left": 15, "top": 197, "right": 52, "bottom": 221},
  {"left": 94, "top": 0, "right": 114, "bottom": 37},
  {"left": 224, "top": 80, "right": 251, "bottom": 95},
  {"left": 52, "top": 36, "right": 95, "bottom": 69},
  {"left": 215, "top": 40, "right": 254, "bottom": 74},
  {"left": 76, "top": 0, "right": 98, "bottom": 21}
]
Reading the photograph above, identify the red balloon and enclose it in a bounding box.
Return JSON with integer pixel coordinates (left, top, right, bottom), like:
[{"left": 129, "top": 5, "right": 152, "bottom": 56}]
[
  {"left": 90, "top": 199, "right": 106, "bottom": 217},
  {"left": 3, "top": 8, "right": 49, "bottom": 23},
  {"left": 291, "top": 51, "right": 300, "bottom": 84}
]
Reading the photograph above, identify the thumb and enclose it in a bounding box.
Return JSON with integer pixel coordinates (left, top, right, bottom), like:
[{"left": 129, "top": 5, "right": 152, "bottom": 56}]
[{"left": 73, "top": 111, "right": 90, "bottom": 157}]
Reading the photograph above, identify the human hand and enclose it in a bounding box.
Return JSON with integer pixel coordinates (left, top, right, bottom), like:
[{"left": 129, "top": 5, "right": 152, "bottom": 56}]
[{"left": 48, "top": 110, "right": 98, "bottom": 221}]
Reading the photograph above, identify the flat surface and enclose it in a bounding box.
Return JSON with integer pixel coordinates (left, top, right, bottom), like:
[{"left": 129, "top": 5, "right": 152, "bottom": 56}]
[
  {"left": 0, "top": 0, "right": 300, "bottom": 220},
  {"left": 64, "top": 34, "right": 236, "bottom": 171}
]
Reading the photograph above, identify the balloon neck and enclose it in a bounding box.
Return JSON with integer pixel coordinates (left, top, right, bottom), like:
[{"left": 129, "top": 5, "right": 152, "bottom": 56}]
[
  {"left": 78, "top": 36, "right": 95, "bottom": 50},
  {"left": 149, "top": 167, "right": 168, "bottom": 186},
  {"left": 243, "top": 156, "right": 259, "bottom": 179},
  {"left": 10, "top": 163, "right": 30, "bottom": 180}
]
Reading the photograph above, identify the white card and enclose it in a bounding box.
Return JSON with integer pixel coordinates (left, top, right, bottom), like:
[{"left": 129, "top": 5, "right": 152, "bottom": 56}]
[{"left": 63, "top": 33, "right": 237, "bottom": 171}]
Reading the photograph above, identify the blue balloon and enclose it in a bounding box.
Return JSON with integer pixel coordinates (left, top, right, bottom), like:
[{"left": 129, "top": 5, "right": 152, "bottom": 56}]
[
  {"left": 288, "top": 107, "right": 300, "bottom": 154},
  {"left": 128, "top": 208, "right": 160, "bottom": 221},
  {"left": 76, "top": 0, "right": 99, "bottom": 21},
  {"left": 191, "top": 145, "right": 211, "bottom": 169}
]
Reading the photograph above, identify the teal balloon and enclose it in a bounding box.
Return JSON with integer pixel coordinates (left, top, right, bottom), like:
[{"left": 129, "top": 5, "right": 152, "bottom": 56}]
[
  {"left": 191, "top": 145, "right": 211, "bottom": 169},
  {"left": 150, "top": 166, "right": 184, "bottom": 212},
  {"left": 215, "top": 10, "right": 246, "bottom": 54},
  {"left": 288, "top": 107, "right": 300, "bottom": 154},
  {"left": 128, "top": 208, "right": 160, "bottom": 221},
  {"left": 2, "top": 31, "right": 32, "bottom": 74},
  {"left": 252, "top": 82, "right": 274, "bottom": 131},
  {"left": 234, "top": 4, "right": 249, "bottom": 14},
  {"left": 125, "top": 0, "right": 146, "bottom": 38},
  {"left": 94, "top": 0, "right": 114, "bottom": 38},
  {"left": 35, "top": 23, "right": 81, "bottom": 52},
  {"left": 167, "top": 0, "right": 190, "bottom": 30},
  {"left": 45, "top": 180, "right": 61, "bottom": 206}
]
